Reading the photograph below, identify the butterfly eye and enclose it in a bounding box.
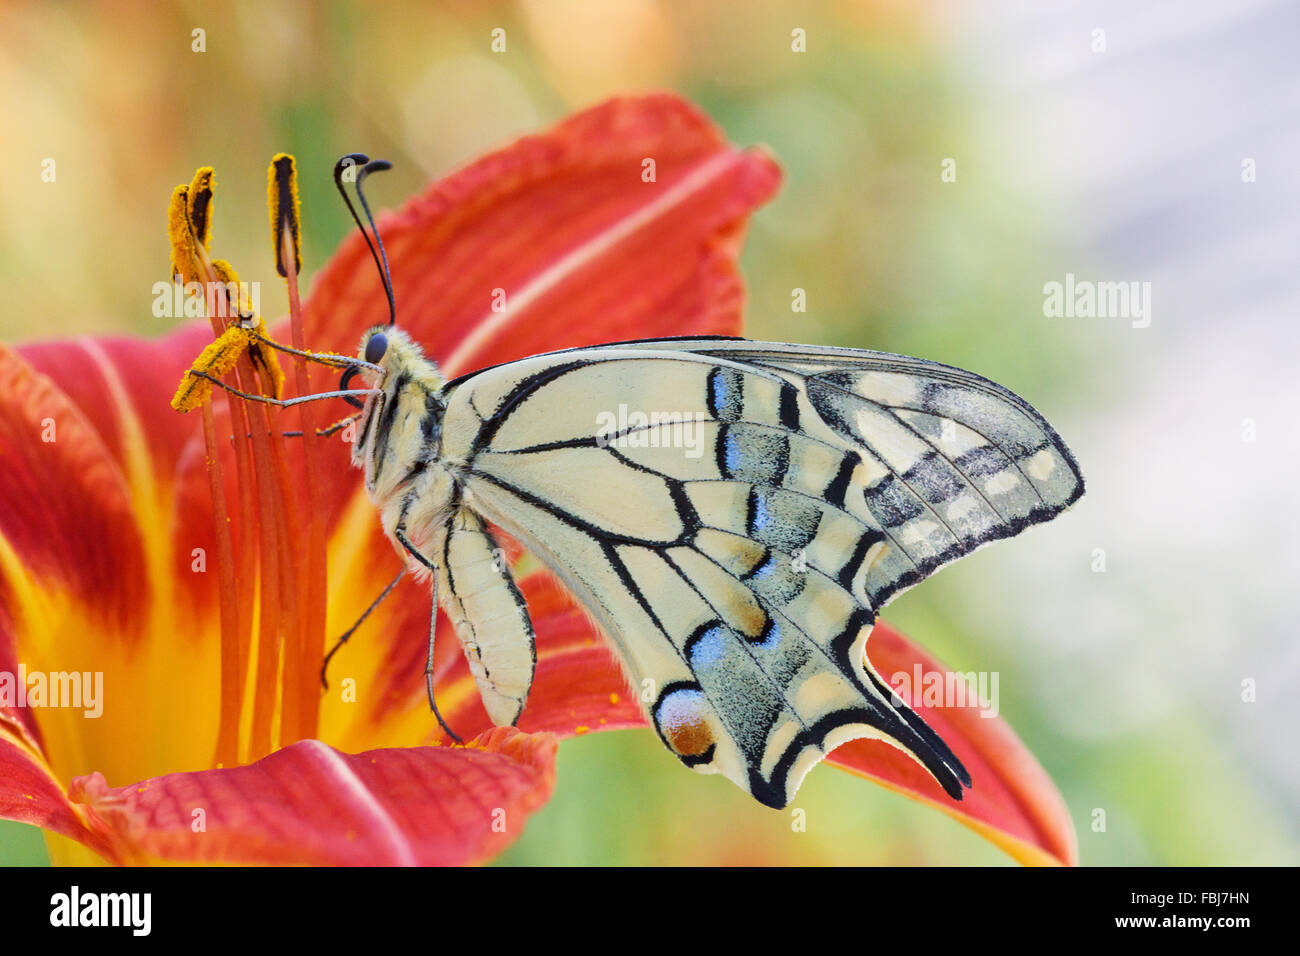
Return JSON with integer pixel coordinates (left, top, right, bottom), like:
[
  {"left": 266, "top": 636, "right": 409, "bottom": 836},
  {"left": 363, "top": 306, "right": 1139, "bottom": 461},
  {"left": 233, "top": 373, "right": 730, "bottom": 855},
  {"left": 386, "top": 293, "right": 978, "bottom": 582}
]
[
  {"left": 339, "top": 366, "right": 364, "bottom": 409},
  {"left": 365, "top": 332, "right": 388, "bottom": 364}
]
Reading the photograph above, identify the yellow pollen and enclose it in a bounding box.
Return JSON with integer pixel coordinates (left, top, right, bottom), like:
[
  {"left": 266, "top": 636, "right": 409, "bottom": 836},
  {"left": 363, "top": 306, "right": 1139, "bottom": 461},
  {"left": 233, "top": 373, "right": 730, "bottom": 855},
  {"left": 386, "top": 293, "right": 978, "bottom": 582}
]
[
  {"left": 268, "top": 154, "right": 302, "bottom": 279},
  {"left": 167, "top": 185, "right": 201, "bottom": 285},
  {"left": 187, "top": 167, "right": 215, "bottom": 251},
  {"left": 170, "top": 325, "right": 257, "bottom": 412}
]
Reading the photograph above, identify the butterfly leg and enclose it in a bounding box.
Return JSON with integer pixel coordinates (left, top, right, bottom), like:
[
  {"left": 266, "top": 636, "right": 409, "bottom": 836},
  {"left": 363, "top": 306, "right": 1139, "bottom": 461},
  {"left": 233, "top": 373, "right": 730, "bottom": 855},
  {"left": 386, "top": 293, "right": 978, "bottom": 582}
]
[
  {"left": 424, "top": 572, "right": 464, "bottom": 744},
  {"left": 394, "top": 526, "right": 464, "bottom": 743},
  {"left": 245, "top": 329, "right": 384, "bottom": 374},
  {"left": 299, "top": 413, "right": 361, "bottom": 438},
  {"left": 189, "top": 369, "right": 380, "bottom": 407},
  {"left": 232, "top": 412, "right": 362, "bottom": 442},
  {"left": 319, "top": 567, "right": 405, "bottom": 691}
]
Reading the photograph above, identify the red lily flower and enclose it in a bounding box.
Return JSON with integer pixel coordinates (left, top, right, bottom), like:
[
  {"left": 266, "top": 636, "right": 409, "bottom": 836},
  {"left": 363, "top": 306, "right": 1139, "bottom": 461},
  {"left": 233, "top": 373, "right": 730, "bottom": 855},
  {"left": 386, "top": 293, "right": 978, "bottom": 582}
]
[{"left": 0, "top": 94, "right": 1075, "bottom": 866}]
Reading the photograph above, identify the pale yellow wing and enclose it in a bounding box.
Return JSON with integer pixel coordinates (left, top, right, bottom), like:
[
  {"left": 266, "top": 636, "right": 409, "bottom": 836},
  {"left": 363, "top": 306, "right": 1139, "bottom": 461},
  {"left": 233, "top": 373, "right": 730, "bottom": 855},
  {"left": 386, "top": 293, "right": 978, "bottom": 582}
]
[{"left": 436, "top": 340, "right": 1083, "bottom": 808}]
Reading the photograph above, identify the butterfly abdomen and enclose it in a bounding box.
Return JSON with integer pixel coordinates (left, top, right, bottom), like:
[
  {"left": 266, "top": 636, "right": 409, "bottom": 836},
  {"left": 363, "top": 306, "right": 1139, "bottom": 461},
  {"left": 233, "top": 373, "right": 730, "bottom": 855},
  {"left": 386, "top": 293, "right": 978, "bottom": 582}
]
[{"left": 437, "top": 510, "right": 536, "bottom": 727}]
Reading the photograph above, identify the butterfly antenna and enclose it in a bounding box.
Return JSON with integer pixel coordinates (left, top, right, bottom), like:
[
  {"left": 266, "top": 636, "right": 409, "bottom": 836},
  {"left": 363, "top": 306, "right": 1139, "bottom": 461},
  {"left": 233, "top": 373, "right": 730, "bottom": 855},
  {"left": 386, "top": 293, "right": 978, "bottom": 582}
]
[
  {"left": 333, "top": 153, "right": 397, "bottom": 326},
  {"left": 357, "top": 160, "right": 397, "bottom": 326}
]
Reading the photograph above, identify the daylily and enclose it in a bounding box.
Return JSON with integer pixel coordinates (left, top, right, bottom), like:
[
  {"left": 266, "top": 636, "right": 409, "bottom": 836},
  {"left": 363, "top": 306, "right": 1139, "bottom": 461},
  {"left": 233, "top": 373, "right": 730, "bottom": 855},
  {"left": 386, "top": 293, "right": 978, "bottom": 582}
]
[{"left": 0, "top": 94, "right": 1076, "bottom": 866}]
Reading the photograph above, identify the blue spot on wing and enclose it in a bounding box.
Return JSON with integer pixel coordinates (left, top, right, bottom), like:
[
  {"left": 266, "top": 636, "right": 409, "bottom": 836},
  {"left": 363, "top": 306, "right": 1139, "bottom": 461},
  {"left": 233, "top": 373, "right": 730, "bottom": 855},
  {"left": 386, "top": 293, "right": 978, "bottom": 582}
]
[
  {"left": 708, "top": 366, "right": 743, "bottom": 422},
  {"left": 688, "top": 625, "right": 729, "bottom": 673},
  {"left": 710, "top": 371, "right": 730, "bottom": 413},
  {"left": 752, "top": 491, "right": 773, "bottom": 533},
  {"left": 724, "top": 431, "right": 742, "bottom": 474}
]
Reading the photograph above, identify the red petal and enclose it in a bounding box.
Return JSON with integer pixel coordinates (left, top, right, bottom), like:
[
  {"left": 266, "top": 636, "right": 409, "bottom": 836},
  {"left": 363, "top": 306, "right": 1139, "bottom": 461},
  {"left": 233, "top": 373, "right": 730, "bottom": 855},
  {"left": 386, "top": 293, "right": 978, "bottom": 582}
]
[
  {"left": 0, "top": 345, "right": 224, "bottom": 790},
  {"left": 829, "top": 621, "right": 1078, "bottom": 866},
  {"left": 19, "top": 326, "right": 212, "bottom": 491},
  {"left": 296, "top": 92, "right": 781, "bottom": 373},
  {"left": 68, "top": 728, "right": 556, "bottom": 866},
  {"left": 0, "top": 726, "right": 117, "bottom": 861},
  {"left": 17, "top": 327, "right": 218, "bottom": 613},
  {"left": 512, "top": 571, "right": 647, "bottom": 737},
  {"left": 0, "top": 347, "right": 150, "bottom": 662}
]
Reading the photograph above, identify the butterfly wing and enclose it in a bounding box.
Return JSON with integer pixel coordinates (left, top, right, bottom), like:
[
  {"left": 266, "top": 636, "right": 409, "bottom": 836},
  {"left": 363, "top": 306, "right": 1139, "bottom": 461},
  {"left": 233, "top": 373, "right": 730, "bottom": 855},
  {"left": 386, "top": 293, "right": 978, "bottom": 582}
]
[
  {"left": 437, "top": 507, "right": 535, "bottom": 727},
  {"left": 438, "top": 339, "right": 1083, "bottom": 808},
  {"left": 615, "top": 337, "right": 1086, "bottom": 605}
]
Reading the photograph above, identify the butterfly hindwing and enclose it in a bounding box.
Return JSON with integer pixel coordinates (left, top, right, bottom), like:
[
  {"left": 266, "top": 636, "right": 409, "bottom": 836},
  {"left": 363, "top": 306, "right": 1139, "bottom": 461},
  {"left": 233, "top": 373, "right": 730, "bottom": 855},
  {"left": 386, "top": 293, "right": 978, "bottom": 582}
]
[
  {"left": 459, "top": 458, "right": 968, "bottom": 807},
  {"left": 437, "top": 339, "right": 1082, "bottom": 807}
]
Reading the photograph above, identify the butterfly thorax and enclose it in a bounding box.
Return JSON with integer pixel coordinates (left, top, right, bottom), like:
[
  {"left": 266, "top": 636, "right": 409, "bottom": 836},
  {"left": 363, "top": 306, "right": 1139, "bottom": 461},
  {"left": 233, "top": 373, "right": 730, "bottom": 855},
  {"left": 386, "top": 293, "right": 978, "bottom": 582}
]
[{"left": 352, "top": 327, "right": 457, "bottom": 560}]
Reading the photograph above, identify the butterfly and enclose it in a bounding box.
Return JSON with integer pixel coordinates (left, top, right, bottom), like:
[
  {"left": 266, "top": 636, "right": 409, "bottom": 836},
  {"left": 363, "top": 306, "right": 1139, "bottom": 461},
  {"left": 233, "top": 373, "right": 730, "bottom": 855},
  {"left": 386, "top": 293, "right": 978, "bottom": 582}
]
[
  {"left": 214, "top": 156, "right": 1085, "bottom": 810},
  {"left": 341, "top": 326, "right": 1084, "bottom": 809}
]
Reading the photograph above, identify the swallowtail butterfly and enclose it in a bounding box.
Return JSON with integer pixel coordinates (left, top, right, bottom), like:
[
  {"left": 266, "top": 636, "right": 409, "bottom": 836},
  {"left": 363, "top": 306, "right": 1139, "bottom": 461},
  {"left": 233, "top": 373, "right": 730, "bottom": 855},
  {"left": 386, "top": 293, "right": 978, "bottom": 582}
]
[
  {"left": 348, "top": 326, "right": 1084, "bottom": 808},
  {"left": 237, "top": 155, "right": 1085, "bottom": 810}
]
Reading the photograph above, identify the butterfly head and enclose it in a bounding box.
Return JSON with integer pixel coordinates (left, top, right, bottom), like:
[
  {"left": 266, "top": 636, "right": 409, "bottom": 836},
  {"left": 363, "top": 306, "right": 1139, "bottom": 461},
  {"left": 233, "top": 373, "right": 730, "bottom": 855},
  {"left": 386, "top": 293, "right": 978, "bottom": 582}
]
[
  {"left": 352, "top": 325, "right": 431, "bottom": 380},
  {"left": 329, "top": 155, "right": 446, "bottom": 490}
]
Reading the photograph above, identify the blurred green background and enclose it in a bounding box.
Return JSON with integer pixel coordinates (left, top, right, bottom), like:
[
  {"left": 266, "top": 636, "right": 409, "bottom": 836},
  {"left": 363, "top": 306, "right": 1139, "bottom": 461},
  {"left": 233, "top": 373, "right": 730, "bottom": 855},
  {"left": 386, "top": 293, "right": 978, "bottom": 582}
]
[{"left": 2, "top": 0, "right": 1296, "bottom": 865}]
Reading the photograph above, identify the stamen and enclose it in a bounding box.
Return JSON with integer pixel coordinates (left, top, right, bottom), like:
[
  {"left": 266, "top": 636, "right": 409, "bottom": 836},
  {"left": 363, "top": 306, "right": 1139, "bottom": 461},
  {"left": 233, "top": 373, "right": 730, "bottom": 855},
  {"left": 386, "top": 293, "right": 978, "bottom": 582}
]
[
  {"left": 169, "top": 165, "right": 293, "bottom": 763},
  {"left": 169, "top": 316, "right": 289, "bottom": 414},
  {"left": 167, "top": 185, "right": 201, "bottom": 285},
  {"left": 170, "top": 325, "right": 260, "bottom": 413},
  {"left": 167, "top": 170, "right": 258, "bottom": 768},
  {"left": 274, "top": 153, "right": 328, "bottom": 743},
  {"left": 231, "top": 335, "right": 292, "bottom": 759},
  {"left": 200, "top": 399, "right": 242, "bottom": 769},
  {"left": 268, "top": 154, "right": 301, "bottom": 279},
  {"left": 246, "top": 405, "right": 284, "bottom": 760},
  {"left": 264, "top": 386, "right": 305, "bottom": 747},
  {"left": 187, "top": 167, "right": 215, "bottom": 252}
]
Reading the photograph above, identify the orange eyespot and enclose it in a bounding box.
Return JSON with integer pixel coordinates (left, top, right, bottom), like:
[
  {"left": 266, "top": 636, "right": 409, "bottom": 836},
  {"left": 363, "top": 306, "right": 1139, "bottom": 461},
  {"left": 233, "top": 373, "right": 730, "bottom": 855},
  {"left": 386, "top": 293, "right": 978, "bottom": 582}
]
[
  {"left": 656, "top": 688, "right": 714, "bottom": 757},
  {"left": 666, "top": 716, "right": 713, "bottom": 757}
]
